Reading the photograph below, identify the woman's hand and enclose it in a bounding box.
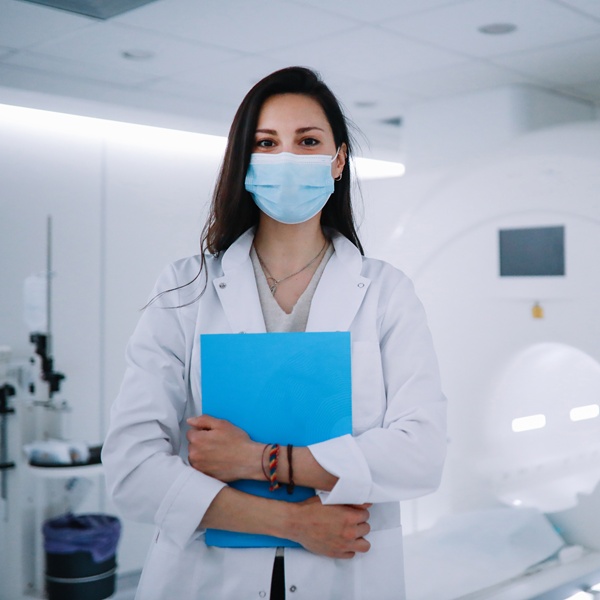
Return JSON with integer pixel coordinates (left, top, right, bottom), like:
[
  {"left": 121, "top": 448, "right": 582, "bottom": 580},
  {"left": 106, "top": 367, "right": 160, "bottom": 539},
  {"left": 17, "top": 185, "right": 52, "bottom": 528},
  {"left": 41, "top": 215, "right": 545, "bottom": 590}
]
[
  {"left": 186, "top": 415, "right": 262, "bottom": 482},
  {"left": 288, "top": 496, "right": 371, "bottom": 559}
]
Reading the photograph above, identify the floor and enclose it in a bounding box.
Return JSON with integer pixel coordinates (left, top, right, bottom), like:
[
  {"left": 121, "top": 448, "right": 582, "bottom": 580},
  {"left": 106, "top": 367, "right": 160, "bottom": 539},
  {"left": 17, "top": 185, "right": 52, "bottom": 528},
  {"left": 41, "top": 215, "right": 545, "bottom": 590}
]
[{"left": 111, "top": 571, "right": 140, "bottom": 600}]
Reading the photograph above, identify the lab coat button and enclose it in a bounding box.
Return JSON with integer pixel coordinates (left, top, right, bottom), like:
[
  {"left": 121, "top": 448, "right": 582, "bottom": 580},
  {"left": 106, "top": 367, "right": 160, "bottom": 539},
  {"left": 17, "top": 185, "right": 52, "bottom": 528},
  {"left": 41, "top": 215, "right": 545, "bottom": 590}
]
[
  {"left": 259, "top": 592, "right": 266, "bottom": 598},
  {"left": 219, "top": 282, "right": 227, "bottom": 289},
  {"left": 289, "top": 585, "right": 297, "bottom": 592},
  {"left": 357, "top": 282, "right": 365, "bottom": 288}
]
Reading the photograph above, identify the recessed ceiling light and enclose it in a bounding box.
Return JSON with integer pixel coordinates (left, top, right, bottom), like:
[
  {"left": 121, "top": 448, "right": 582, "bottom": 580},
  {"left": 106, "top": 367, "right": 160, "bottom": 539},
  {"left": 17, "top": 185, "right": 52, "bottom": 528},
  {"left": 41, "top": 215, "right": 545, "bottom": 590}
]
[
  {"left": 121, "top": 49, "right": 156, "bottom": 61},
  {"left": 478, "top": 23, "right": 518, "bottom": 35},
  {"left": 380, "top": 116, "right": 403, "bottom": 127},
  {"left": 354, "top": 101, "right": 377, "bottom": 108}
]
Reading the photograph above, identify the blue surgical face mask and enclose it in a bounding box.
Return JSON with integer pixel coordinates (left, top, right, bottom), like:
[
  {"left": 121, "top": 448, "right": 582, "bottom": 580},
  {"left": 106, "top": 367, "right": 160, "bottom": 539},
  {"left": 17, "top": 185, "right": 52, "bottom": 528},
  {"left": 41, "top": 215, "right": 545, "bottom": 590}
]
[{"left": 244, "top": 151, "right": 339, "bottom": 225}]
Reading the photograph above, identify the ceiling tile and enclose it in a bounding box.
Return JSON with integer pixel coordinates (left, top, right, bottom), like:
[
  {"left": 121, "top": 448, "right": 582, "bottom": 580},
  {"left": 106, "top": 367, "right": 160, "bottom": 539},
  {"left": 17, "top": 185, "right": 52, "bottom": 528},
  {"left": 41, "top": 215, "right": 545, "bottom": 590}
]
[
  {"left": 553, "top": 0, "right": 600, "bottom": 20},
  {"left": 570, "top": 79, "right": 600, "bottom": 100},
  {"left": 0, "top": 0, "right": 93, "bottom": 49},
  {"left": 3, "top": 50, "right": 155, "bottom": 86},
  {"left": 269, "top": 25, "right": 466, "bottom": 83},
  {"left": 386, "top": 59, "right": 540, "bottom": 98},
  {"left": 0, "top": 45, "right": 16, "bottom": 59},
  {"left": 157, "top": 55, "right": 289, "bottom": 107},
  {"left": 383, "top": 0, "right": 600, "bottom": 58},
  {"left": 289, "top": 0, "right": 471, "bottom": 23},
  {"left": 27, "top": 22, "right": 241, "bottom": 78},
  {"left": 113, "top": 0, "right": 359, "bottom": 53},
  {"left": 491, "top": 36, "right": 600, "bottom": 85}
]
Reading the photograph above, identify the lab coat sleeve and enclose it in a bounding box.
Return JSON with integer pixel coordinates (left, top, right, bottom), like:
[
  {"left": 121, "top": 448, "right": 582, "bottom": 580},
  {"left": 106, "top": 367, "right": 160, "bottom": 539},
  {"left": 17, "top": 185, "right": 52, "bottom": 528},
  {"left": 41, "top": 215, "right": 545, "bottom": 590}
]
[
  {"left": 309, "top": 273, "right": 447, "bottom": 505},
  {"left": 101, "top": 264, "right": 226, "bottom": 549}
]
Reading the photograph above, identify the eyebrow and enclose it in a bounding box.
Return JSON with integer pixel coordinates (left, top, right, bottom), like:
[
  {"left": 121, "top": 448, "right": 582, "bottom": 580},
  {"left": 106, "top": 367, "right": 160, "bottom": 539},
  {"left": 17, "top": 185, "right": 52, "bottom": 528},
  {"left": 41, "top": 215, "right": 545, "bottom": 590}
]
[{"left": 255, "top": 126, "right": 325, "bottom": 135}]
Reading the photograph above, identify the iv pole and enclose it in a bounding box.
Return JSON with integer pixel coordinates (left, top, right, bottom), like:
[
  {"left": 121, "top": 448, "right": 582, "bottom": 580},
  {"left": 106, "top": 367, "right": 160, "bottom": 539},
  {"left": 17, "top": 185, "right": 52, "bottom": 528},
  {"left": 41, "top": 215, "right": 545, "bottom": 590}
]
[{"left": 30, "top": 216, "right": 65, "bottom": 403}]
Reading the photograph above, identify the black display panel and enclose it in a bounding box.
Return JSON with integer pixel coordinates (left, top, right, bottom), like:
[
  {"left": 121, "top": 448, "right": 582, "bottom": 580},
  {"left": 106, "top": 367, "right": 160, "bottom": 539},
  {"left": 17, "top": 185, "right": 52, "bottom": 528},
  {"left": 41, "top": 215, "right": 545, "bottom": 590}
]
[{"left": 499, "top": 226, "right": 565, "bottom": 277}]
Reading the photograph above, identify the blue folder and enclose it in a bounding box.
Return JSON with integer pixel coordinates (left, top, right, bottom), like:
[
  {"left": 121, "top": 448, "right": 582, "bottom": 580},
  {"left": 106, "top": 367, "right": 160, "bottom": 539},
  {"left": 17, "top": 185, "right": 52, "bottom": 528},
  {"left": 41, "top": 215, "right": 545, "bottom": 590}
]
[{"left": 200, "top": 331, "right": 352, "bottom": 548}]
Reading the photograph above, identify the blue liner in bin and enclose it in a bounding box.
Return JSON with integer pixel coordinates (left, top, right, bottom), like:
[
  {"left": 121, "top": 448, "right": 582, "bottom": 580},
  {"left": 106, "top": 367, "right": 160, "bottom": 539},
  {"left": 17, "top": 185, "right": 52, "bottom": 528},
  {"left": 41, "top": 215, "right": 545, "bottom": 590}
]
[{"left": 43, "top": 513, "right": 121, "bottom": 562}]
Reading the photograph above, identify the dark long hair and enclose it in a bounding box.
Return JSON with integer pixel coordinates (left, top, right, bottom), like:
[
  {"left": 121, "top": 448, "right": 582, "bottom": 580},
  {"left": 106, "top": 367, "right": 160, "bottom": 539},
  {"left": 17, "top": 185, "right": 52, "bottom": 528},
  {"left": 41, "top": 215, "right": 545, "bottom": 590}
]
[
  {"left": 204, "top": 66, "right": 363, "bottom": 255},
  {"left": 150, "top": 66, "right": 363, "bottom": 307}
]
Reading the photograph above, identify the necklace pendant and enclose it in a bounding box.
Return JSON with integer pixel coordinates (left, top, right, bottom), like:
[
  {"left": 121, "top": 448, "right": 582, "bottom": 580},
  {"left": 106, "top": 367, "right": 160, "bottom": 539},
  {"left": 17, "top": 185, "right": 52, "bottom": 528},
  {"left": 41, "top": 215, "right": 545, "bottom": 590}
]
[{"left": 266, "top": 277, "right": 278, "bottom": 295}]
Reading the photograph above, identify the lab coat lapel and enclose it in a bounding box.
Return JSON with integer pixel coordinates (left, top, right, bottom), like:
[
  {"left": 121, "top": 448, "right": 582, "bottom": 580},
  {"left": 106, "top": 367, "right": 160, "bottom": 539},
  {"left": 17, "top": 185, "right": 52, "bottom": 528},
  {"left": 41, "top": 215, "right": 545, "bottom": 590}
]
[
  {"left": 306, "top": 234, "right": 370, "bottom": 332},
  {"left": 213, "top": 230, "right": 266, "bottom": 334}
]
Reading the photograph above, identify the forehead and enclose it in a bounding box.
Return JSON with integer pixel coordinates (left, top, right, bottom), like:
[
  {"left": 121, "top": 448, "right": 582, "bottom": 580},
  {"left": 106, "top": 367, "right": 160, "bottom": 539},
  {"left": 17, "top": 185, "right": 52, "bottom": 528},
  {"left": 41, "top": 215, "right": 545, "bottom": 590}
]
[{"left": 256, "top": 94, "right": 332, "bottom": 132}]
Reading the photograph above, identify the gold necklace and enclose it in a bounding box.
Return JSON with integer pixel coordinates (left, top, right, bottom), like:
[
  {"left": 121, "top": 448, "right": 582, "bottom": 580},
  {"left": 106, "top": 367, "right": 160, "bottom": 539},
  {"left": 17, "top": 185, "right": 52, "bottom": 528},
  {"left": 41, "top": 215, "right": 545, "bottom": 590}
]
[{"left": 255, "top": 240, "right": 328, "bottom": 295}]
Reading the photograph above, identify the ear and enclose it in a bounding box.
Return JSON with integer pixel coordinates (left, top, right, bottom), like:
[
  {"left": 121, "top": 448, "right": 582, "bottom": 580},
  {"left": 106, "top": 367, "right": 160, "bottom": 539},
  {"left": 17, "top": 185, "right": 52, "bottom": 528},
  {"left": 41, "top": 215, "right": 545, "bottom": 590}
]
[{"left": 333, "top": 143, "right": 347, "bottom": 180}]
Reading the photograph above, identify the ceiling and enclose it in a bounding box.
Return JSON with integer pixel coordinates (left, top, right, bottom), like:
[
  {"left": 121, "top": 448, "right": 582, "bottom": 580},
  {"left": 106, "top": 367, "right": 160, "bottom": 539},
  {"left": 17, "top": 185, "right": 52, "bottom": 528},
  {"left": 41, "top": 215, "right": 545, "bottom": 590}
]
[{"left": 1, "top": 0, "right": 600, "bottom": 159}]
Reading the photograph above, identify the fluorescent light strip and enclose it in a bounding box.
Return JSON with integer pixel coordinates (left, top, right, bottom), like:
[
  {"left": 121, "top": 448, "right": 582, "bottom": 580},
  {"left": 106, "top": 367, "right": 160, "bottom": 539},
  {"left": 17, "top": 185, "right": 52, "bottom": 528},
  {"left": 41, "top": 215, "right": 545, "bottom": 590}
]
[
  {"left": 512, "top": 414, "right": 546, "bottom": 432},
  {"left": 570, "top": 404, "right": 600, "bottom": 422},
  {"left": 0, "top": 103, "right": 405, "bottom": 179},
  {"left": 353, "top": 157, "right": 405, "bottom": 180},
  {"left": 0, "top": 103, "right": 227, "bottom": 156}
]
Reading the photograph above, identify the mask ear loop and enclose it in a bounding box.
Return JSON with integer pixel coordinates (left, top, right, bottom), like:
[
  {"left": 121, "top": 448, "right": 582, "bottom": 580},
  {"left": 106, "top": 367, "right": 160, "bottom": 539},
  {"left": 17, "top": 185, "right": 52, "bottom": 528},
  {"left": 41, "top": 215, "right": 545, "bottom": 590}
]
[{"left": 332, "top": 146, "right": 343, "bottom": 181}]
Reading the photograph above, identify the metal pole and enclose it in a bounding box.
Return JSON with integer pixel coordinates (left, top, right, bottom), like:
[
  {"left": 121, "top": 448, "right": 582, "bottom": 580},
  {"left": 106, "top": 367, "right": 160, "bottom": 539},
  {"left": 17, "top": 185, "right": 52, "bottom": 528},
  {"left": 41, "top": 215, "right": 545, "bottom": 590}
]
[{"left": 46, "top": 215, "right": 52, "bottom": 356}]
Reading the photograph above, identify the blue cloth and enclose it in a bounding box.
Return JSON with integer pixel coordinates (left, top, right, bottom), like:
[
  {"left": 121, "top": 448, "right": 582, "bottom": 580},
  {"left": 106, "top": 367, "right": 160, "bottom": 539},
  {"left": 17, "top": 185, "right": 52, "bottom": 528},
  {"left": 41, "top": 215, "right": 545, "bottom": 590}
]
[{"left": 43, "top": 513, "right": 121, "bottom": 563}]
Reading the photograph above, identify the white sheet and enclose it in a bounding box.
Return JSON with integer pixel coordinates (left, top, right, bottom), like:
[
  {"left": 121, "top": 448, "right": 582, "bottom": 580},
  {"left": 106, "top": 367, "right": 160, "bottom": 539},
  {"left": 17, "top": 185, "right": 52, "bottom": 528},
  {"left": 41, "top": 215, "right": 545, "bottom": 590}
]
[{"left": 403, "top": 507, "right": 565, "bottom": 600}]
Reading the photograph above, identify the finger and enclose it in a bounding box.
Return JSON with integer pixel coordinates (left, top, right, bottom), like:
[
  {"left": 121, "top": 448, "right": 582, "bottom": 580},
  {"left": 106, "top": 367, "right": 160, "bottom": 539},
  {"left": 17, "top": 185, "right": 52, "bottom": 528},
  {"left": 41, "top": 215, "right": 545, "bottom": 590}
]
[
  {"left": 347, "top": 507, "right": 370, "bottom": 524},
  {"left": 186, "top": 429, "right": 208, "bottom": 447},
  {"left": 356, "top": 522, "right": 371, "bottom": 538},
  {"left": 186, "top": 414, "right": 220, "bottom": 429},
  {"left": 354, "top": 538, "right": 371, "bottom": 553}
]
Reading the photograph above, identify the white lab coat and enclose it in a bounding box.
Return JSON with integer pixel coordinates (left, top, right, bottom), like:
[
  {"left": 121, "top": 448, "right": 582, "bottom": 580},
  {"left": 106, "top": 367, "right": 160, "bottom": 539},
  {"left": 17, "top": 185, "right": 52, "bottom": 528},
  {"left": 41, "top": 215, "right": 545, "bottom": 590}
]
[{"left": 102, "top": 228, "right": 446, "bottom": 600}]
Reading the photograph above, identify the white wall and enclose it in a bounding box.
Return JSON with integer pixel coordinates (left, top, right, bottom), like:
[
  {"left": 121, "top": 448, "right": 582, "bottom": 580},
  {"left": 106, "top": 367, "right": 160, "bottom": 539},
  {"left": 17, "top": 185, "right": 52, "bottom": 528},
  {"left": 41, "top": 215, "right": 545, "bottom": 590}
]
[{"left": 0, "top": 103, "right": 224, "bottom": 577}]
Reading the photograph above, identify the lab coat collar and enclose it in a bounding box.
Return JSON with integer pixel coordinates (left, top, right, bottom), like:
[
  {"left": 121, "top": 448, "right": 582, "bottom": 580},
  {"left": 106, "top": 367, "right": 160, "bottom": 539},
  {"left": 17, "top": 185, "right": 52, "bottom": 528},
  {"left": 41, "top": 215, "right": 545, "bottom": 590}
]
[
  {"left": 306, "top": 231, "right": 371, "bottom": 332},
  {"left": 213, "top": 228, "right": 370, "bottom": 333},
  {"left": 213, "top": 229, "right": 266, "bottom": 333}
]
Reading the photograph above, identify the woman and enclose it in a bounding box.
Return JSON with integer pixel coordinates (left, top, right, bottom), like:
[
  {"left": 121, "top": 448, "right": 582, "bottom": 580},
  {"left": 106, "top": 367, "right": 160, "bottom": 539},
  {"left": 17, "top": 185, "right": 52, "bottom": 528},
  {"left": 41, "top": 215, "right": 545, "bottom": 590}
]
[{"left": 102, "top": 66, "right": 446, "bottom": 600}]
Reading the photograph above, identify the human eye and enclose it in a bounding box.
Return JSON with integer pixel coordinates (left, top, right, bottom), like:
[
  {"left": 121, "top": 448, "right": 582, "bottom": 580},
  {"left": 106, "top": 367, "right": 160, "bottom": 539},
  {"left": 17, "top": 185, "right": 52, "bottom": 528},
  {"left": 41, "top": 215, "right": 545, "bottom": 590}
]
[
  {"left": 256, "top": 138, "right": 275, "bottom": 148},
  {"left": 300, "top": 137, "right": 320, "bottom": 147}
]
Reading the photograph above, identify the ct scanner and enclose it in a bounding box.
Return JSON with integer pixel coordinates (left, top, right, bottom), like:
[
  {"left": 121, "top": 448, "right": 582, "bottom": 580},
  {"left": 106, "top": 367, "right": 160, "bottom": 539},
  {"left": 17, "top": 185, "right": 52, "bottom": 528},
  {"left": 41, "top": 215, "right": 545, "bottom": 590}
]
[{"left": 379, "top": 120, "right": 600, "bottom": 599}]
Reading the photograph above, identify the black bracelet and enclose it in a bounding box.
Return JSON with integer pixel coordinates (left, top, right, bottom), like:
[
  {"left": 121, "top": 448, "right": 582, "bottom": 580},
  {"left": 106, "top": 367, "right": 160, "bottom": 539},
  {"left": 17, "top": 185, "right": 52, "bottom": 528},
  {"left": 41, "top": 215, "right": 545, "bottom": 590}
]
[
  {"left": 286, "top": 444, "right": 295, "bottom": 495},
  {"left": 261, "top": 443, "right": 270, "bottom": 481}
]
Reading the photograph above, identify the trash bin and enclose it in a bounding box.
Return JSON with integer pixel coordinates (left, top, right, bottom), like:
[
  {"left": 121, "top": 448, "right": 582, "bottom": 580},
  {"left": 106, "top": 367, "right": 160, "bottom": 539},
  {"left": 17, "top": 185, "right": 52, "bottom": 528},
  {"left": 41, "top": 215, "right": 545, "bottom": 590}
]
[{"left": 43, "top": 512, "right": 121, "bottom": 600}]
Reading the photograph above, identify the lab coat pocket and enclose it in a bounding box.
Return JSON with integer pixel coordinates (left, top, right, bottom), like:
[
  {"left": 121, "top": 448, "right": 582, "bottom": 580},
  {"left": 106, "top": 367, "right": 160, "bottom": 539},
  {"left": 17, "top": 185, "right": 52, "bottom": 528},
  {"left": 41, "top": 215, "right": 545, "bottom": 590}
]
[{"left": 352, "top": 341, "right": 386, "bottom": 434}]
